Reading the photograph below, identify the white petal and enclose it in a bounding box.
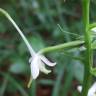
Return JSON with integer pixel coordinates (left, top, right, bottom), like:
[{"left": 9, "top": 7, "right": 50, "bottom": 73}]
[
  {"left": 39, "top": 62, "right": 51, "bottom": 74},
  {"left": 88, "top": 82, "right": 96, "bottom": 96},
  {"left": 77, "top": 85, "right": 82, "bottom": 92},
  {"left": 30, "top": 56, "right": 39, "bottom": 79},
  {"left": 40, "top": 55, "right": 56, "bottom": 66},
  {"left": 29, "top": 57, "right": 32, "bottom": 63},
  {"left": 91, "top": 27, "right": 96, "bottom": 33},
  {"left": 29, "top": 54, "right": 36, "bottom": 63}
]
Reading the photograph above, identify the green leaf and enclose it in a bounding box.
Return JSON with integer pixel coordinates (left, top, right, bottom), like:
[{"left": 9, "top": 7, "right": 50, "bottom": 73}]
[
  {"left": 0, "top": 76, "right": 8, "bottom": 96},
  {"left": 89, "top": 23, "right": 96, "bottom": 30},
  {"left": 52, "top": 67, "right": 64, "bottom": 96},
  {"left": 91, "top": 40, "right": 96, "bottom": 49},
  {"left": 38, "top": 79, "right": 54, "bottom": 85},
  {"left": 0, "top": 23, "right": 6, "bottom": 33},
  {"left": 90, "top": 68, "right": 96, "bottom": 77},
  {"left": 72, "top": 61, "right": 84, "bottom": 82},
  {"left": 61, "top": 72, "right": 73, "bottom": 96},
  {"left": 29, "top": 80, "right": 36, "bottom": 96},
  {"left": 0, "top": 72, "right": 28, "bottom": 96},
  {"left": 29, "top": 36, "right": 45, "bottom": 52},
  {"left": 9, "top": 59, "right": 28, "bottom": 74}
]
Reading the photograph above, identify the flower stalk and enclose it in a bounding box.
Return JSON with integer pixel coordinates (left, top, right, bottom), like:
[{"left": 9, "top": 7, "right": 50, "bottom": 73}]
[{"left": 81, "top": 0, "right": 92, "bottom": 96}]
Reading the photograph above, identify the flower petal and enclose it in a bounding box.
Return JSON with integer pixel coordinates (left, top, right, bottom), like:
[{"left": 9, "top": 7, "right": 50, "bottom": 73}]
[
  {"left": 40, "top": 55, "right": 56, "bottom": 66},
  {"left": 88, "top": 82, "right": 96, "bottom": 96},
  {"left": 29, "top": 57, "right": 32, "bottom": 63},
  {"left": 77, "top": 85, "right": 82, "bottom": 92},
  {"left": 39, "top": 62, "right": 51, "bottom": 74},
  {"left": 30, "top": 56, "right": 39, "bottom": 79},
  {"left": 91, "top": 27, "right": 96, "bottom": 33}
]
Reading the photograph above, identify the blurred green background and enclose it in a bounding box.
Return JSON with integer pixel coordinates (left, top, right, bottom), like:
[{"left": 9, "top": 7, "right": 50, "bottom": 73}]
[{"left": 0, "top": 0, "right": 96, "bottom": 96}]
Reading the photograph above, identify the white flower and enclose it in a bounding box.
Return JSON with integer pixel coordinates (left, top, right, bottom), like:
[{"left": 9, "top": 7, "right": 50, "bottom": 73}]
[
  {"left": 0, "top": 8, "right": 56, "bottom": 86},
  {"left": 29, "top": 53, "right": 56, "bottom": 79},
  {"left": 88, "top": 82, "right": 96, "bottom": 96},
  {"left": 77, "top": 82, "right": 96, "bottom": 96},
  {"left": 9, "top": 13, "right": 56, "bottom": 79},
  {"left": 7, "top": 13, "right": 56, "bottom": 79},
  {"left": 77, "top": 85, "right": 82, "bottom": 92},
  {"left": 91, "top": 27, "right": 96, "bottom": 33},
  {"left": 4, "top": 10, "right": 56, "bottom": 79}
]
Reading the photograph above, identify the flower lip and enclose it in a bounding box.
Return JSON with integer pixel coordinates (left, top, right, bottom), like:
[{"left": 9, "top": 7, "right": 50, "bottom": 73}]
[
  {"left": 40, "top": 55, "right": 56, "bottom": 66},
  {"left": 29, "top": 53, "right": 56, "bottom": 79},
  {"left": 30, "top": 54, "right": 39, "bottom": 79}
]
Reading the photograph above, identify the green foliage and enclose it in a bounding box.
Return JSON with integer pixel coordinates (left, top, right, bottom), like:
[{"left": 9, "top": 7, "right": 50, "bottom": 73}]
[
  {"left": 0, "top": 0, "right": 96, "bottom": 96},
  {"left": 9, "top": 58, "right": 28, "bottom": 74},
  {"left": 90, "top": 68, "right": 96, "bottom": 77}
]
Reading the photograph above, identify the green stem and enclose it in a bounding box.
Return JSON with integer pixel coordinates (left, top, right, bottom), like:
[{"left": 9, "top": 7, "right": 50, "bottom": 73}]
[
  {"left": 82, "top": 0, "right": 92, "bottom": 96},
  {"left": 39, "top": 40, "right": 84, "bottom": 54}
]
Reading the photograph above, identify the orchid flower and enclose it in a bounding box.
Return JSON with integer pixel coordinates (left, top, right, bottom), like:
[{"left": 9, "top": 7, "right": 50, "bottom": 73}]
[
  {"left": 0, "top": 8, "right": 56, "bottom": 80},
  {"left": 11, "top": 15, "right": 56, "bottom": 79},
  {"left": 29, "top": 52, "right": 56, "bottom": 79},
  {"left": 77, "top": 82, "right": 96, "bottom": 96}
]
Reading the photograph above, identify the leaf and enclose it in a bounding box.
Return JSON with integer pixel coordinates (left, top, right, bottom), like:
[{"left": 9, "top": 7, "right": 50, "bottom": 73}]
[
  {"left": 90, "top": 68, "right": 96, "bottom": 77},
  {"left": 72, "top": 60, "right": 84, "bottom": 82},
  {"left": 91, "top": 40, "right": 96, "bottom": 49},
  {"left": 52, "top": 67, "right": 65, "bottom": 96},
  {"left": 0, "top": 23, "right": 6, "bottom": 33},
  {"left": 38, "top": 79, "right": 54, "bottom": 85},
  {"left": 0, "top": 76, "right": 8, "bottom": 96},
  {"left": 0, "top": 72, "right": 28, "bottom": 96},
  {"left": 89, "top": 23, "right": 96, "bottom": 30},
  {"left": 61, "top": 71, "right": 73, "bottom": 96},
  {"left": 29, "top": 36, "right": 45, "bottom": 52},
  {"left": 9, "top": 59, "right": 28, "bottom": 74}
]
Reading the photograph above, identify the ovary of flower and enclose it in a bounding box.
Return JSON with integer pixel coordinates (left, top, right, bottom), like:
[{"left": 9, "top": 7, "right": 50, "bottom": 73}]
[
  {"left": 77, "top": 82, "right": 96, "bottom": 96},
  {"left": 29, "top": 53, "right": 56, "bottom": 79}
]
